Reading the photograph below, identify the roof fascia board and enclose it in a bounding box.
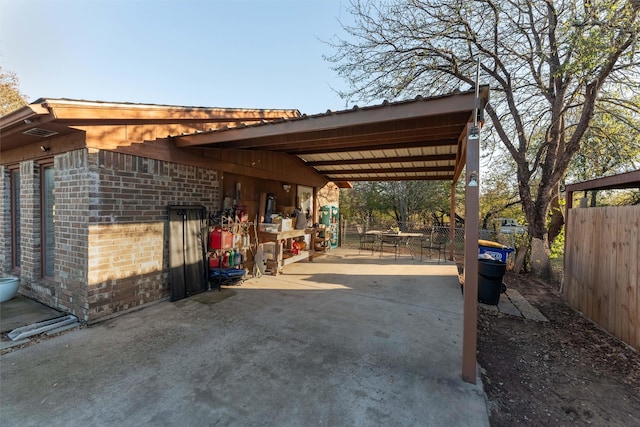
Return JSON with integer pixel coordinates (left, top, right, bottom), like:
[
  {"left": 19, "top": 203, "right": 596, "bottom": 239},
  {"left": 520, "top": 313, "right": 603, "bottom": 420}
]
[
  {"left": 40, "top": 99, "right": 299, "bottom": 122},
  {"left": 565, "top": 170, "right": 640, "bottom": 192},
  {"left": 215, "top": 115, "right": 468, "bottom": 151},
  {"left": 174, "top": 90, "right": 481, "bottom": 148},
  {"left": 0, "top": 103, "right": 52, "bottom": 129}
]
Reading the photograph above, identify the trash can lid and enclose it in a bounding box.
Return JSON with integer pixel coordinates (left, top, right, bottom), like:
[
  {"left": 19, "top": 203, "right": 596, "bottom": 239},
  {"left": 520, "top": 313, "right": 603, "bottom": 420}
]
[{"left": 478, "top": 239, "right": 513, "bottom": 250}]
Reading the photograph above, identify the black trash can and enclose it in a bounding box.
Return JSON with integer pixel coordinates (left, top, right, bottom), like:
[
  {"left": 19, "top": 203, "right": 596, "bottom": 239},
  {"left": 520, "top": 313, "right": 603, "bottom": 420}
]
[{"left": 478, "top": 258, "right": 506, "bottom": 305}]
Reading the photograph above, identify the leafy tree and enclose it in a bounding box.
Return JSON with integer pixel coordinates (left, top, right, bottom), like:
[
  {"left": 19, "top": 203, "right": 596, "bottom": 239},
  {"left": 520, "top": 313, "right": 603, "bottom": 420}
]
[
  {"left": 479, "top": 150, "right": 524, "bottom": 229},
  {"left": 382, "top": 181, "right": 451, "bottom": 229},
  {"left": 327, "top": 0, "right": 640, "bottom": 280},
  {"left": 340, "top": 182, "right": 387, "bottom": 227},
  {"left": 0, "top": 66, "right": 28, "bottom": 115},
  {"left": 567, "top": 96, "right": 640, "bottom": 206},
  {"left": 341, "top": 180, "right": 455, "bottom": 229}
]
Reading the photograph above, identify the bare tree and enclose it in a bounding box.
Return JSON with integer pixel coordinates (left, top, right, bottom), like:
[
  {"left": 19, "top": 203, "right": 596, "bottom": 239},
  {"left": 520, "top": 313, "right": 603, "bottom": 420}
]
[{"left": 327, "top": 0, "right": 640, "bottom": 280}]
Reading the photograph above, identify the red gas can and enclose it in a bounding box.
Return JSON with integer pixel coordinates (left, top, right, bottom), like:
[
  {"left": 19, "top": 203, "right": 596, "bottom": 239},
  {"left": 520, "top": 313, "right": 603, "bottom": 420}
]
[
  {"left": 209, "top": 228, "right": 233, "bottom": 249},
  {"left": 291, "top": 241, "right": 300, "bottom": 255},
  {"left": 209, "top": 256, "right": 220, "bottom": 269},
  {"left": 221, "top": 251, "right": 230, "bottom": 268}
]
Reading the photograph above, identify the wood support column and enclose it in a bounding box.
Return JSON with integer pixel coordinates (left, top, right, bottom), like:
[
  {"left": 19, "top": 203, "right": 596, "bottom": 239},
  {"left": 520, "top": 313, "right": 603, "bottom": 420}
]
[
  {"left": 462, "top": 123, "right": 480, "bottom": 384},
  {"left": 449, "top": 183, "right": 456, "bottom": 260}
]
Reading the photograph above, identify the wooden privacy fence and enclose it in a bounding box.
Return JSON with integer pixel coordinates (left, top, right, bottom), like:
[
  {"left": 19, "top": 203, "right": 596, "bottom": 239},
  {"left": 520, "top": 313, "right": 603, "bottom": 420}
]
[{"left": 564, "top": 205, "right": 640, "bottom": 350}]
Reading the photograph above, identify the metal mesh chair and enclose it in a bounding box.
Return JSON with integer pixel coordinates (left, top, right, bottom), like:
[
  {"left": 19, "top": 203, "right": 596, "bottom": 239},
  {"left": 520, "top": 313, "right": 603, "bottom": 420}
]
[
  {"left": 380, "top": 233, "right": 400, "bottom": 260},
  {"left": 356, "top": 225, "right": 377, "bottom": 254},
  {"left": 420, "top": 233, "right": 448, "bottom": 264}
]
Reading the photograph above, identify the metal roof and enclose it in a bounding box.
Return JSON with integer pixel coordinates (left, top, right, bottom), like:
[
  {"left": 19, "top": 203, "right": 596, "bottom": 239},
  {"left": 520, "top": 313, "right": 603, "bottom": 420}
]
[
  {"left": 174, "top": 86, "right": 489, "bottom": 185},
  {"left": 565, "top": 169, "right": 640, "bottom": 192}
]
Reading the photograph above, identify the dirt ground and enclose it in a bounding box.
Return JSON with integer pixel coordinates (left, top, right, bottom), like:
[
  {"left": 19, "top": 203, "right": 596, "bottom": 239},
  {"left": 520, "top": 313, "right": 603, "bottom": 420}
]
[{"left": 477, "top": 272, "right": 640, "bottom": 426}]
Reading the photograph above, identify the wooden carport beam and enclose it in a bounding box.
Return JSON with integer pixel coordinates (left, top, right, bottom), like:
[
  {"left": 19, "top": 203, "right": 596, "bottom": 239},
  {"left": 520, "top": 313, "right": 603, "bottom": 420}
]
[
  {"left": 293, "top": 139, "right": 456, "bottom": 155},
  {"left": 305, "top": 154, "right": 456, "bottom": 167},
  {"left": 462, "top": 122, "right": 480, "bottom": 384},
  {"left": 339, "top": 175, "right": 454, "bottom": 181},
  {"left": 324, "top": 166, "right": 453, "bottom": 175}
]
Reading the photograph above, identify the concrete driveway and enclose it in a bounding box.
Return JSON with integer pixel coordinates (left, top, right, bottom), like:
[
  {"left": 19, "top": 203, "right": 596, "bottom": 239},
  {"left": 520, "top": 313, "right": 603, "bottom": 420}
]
[{"left": 0, "top": 249, "right": 489, "bottom": 426}]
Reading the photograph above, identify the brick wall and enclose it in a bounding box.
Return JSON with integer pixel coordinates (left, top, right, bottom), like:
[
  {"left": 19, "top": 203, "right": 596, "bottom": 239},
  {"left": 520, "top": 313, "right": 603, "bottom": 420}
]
[
  {"left": 54, "top": 150, "right": 91, "bottom": 318},
  {"left": 18, "top": 161, "right": 48, "bottom": 301},
  {"left": 0, "top": 162, "right": 55, "bottom": 307},
  {"left": 86, "top": 150, "right": 220, "bottom": 321},
  {"left": 1, "top": 149, "right": 221, "bottom": 323},
  {"left": 0, "top": 154, "right": 91, "bottom": 318}
]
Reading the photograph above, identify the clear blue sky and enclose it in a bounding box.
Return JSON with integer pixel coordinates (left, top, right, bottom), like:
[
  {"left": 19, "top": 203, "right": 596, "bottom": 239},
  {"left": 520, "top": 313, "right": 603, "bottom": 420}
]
[{"left": 0, "top": 0, "right": 355, "bottom": 114}]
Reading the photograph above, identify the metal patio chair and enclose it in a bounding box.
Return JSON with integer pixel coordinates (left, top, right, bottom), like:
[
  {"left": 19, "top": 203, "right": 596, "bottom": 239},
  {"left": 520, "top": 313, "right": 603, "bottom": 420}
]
[{"left": 357, "top": 225, "right": 377, "bottom": 254}]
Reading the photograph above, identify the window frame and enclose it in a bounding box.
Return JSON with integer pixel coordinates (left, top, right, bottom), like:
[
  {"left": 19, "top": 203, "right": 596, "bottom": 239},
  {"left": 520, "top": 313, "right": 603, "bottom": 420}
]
[
  {"left": 9, "top": 166, "right": 21, "bottom": 271},
  {"left": 39, "top": 160, "right": 55, "bottom": 280}
]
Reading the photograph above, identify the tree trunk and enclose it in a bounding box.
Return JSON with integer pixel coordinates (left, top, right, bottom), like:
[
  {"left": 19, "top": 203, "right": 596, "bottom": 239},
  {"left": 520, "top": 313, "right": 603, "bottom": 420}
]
[
  {"left": 590, "top": 189, "right": 598, "bottom": 207},
  {"left": 547, "top": 193, "right": 564, "bottom": 246},
  {"left": 530, "top": 237, "right": 553, "bottom": 282},
  {"left": 512, "top": 239, "right": 529, "bottom": 274},
  {"left": 523, "top": 185, "right": 554, "bottom": 281}
]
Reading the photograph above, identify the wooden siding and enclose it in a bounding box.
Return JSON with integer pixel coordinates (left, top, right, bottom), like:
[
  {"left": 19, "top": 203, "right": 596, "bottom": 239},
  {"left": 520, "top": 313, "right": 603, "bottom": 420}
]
[
  {"left": 0, "top": 131, "right": 87, "bottom": 165},
  {"left": 564, "top": 206, "right": 640, "bottom": 350}
]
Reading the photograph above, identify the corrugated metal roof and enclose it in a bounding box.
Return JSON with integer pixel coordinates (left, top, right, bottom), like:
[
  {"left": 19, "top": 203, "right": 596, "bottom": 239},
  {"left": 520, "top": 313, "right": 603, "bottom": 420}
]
[{"left": 173, "top": 86, "right": 489, "bottom": 183}]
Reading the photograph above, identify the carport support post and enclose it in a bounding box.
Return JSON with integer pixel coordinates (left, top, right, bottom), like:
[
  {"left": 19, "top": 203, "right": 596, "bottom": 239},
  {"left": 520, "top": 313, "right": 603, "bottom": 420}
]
[
  {"left": 462, "top": 123, "right": 480, "bottom": 384},
  {"left": 449, "top": 183, "right": 455, "bottom": 260}
]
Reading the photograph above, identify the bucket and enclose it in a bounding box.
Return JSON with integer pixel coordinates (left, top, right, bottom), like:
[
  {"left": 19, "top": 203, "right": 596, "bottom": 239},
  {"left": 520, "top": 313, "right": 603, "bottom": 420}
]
[{"left": 0, "top": 277, "right": 20, "bottom": 303}]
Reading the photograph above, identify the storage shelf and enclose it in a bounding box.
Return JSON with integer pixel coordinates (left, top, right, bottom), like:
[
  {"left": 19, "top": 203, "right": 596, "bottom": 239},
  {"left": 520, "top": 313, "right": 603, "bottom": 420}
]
[
  {"left": 258, "top": 228, "right": 315, "bottom": 275},
  {"left": 283, "top": 251, "right": 311, "bottom": 266}
]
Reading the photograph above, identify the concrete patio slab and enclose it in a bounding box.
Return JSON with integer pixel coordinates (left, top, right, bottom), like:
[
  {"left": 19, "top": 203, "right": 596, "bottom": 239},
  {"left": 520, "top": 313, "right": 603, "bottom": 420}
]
[
  {"left": 1, "top": 294, "right": 63, "bottom": 333},
  {"left": 0, "top": 249, "right": 489, "bottom": 426}
]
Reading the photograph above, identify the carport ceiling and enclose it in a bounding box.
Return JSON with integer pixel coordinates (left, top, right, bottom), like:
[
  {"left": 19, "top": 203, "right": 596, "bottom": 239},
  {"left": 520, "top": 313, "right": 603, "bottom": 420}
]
[{"left": 174, "top": 86, "right": 489, "bottom": 184}]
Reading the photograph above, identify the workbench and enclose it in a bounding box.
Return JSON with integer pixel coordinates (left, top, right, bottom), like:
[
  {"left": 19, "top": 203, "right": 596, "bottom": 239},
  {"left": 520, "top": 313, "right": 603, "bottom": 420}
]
[{"left": 257, "top": 228, "right": 316, "bottom": 275}]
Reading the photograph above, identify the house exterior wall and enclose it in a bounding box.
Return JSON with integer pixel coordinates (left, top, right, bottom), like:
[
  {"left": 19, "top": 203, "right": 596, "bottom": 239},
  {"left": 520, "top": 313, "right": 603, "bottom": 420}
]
[
  {"left": 0, "top": 149, "right": 221, "bottom": 323},
  {"left": 18, "top": 161, "right": 40, "bottom": 284},
  {"left": 1, "top": 161, "right": 60, "bottom": 311},
  {"left": 86, "top": 150, "right": 220, "bottom": 322},
  {"left": 55, "top": 151, "right": 91, "bottom": 318},
  {"left": 0, "top": 153, "right": 93, "bottom": 319}
]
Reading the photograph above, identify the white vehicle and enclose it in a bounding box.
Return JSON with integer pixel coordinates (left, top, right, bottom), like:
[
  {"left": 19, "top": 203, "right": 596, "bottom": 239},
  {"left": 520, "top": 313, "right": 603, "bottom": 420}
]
[{"left": 495, "top": 218, "right": 526, "bottom": 234}]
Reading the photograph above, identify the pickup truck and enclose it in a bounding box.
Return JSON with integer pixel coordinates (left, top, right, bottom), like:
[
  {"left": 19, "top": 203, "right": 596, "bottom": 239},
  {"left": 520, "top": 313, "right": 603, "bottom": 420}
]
[{"left": 495, "top": 218, "right": 526, "bottom": 234}]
